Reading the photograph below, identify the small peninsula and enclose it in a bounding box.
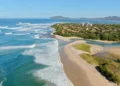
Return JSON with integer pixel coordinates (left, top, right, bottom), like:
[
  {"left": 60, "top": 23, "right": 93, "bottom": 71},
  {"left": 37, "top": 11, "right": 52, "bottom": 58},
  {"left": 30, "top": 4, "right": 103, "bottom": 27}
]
[
  {"left": 52, "top": 23, "right": 120, "bottom": 41},
  {"left": 52, "top": 23, "right": 120, "bottom": 86}
]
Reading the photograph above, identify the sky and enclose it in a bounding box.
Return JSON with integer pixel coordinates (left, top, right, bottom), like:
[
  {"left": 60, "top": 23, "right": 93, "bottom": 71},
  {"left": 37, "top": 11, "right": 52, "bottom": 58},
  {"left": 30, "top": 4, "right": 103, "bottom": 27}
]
[{"left": 0, "top": 0, "right": 120, "bottom": 18}]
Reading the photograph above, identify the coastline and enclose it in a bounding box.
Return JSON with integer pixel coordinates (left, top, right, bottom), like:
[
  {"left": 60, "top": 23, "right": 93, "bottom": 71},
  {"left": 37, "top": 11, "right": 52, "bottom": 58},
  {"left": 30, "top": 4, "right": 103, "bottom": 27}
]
[
  {"left": 59, "top": 47, "right": 93, "bottom": 86},
  {"left": 107, "top": 47, "right": 120, "bottom": 56},
  {"left": 54, "top": 35, "right": 83, "bottom": 42},
  {"left": 53, "top": 34, "right": 119, "bottom": 43},
  {"left": 55, "top": 35, "right": 117, "bottom": 86},
  {"left": 64, "top": 40, "right": 116, "bottom": 86},
  {"left": 87, "top": 39, "right": 119, "bottom": 44}
]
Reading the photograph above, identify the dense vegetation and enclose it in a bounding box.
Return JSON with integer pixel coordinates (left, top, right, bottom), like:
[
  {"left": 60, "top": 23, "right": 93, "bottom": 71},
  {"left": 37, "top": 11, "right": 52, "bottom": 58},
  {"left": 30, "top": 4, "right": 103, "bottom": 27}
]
[
  {"left": 80, "top": 54, "right": 110, "bottom": 66},
  {"left": 73, "top": 43, "right": 120, "bottom": 85},
  {"left": 97, "top": 61, "right": 120, "bottom": 85},
  {"left": 52, "top": 23, "right": 120, "bottom": 41},
  {"left": 80, "top": 53, "right": 120, "bottom": 85},
  {"left": 73, "top": 43, "right": 91, "bottom": 53}
]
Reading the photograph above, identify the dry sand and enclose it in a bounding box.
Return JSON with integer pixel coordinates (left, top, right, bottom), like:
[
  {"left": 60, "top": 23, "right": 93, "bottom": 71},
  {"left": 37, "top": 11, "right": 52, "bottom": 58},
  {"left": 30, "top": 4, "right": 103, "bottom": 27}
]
[
  {"left": 90, "top": 44, "right": 104, "bottom": 55},
  {"left": 55, "top": 35, "right": 117, "bottom": 86},
  {"left": 55, "top": 34, "right": 119, "bottom": 43},
  {"left": 63, "top": 40, "right": 116, "bottom": 86},
  {"left": 107, "top": 47, "right": 120, "bottom": 56},
  {"left": 54, "top": 35, "right": 83, "bottom": 42}
]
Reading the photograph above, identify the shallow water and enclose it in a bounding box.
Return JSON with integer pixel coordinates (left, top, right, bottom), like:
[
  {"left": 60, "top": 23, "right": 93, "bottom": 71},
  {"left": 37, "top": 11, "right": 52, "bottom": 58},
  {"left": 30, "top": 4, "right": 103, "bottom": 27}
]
[
  {"left": 0, "top": 19, "right": 120, "bottom": 86},
  {"left": 85, "top": 40, "right": 120, "bottom": 58},
  {"left": 0, "top": 19, "right": 72, "bottom": 86}
]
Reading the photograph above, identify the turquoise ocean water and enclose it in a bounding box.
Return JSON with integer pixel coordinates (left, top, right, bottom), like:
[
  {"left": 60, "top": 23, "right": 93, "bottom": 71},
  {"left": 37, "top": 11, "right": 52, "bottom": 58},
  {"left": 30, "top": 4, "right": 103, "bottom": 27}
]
[{"left": 0, "top": 19, "right": 120, "bottom": 86}]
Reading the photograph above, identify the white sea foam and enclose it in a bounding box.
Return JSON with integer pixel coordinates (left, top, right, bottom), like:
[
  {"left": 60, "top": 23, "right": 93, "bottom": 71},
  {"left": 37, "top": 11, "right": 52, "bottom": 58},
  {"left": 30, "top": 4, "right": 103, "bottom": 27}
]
[
  {"left": 34, "top": 67, "right": 72, "bottom": 86},
  {"left": 34, "top": 34, "right": 40, "bottom": 39},
  {"left": 17, "top": 27, "right": 31, "bottom": 31},
  {"left": 13, "top": 33, "right": 30, "bottom": 36},
  {"left": 16, "top": 22, "right": 31, "bottom": 26},
  {"left": 15, "top": 22, "right": 60, "bottom": 36},
  {"left": 34, "top": 34, "right": 44, "bottom": 39},
  {"left": 0, "top": 78, "right": 6, "bottom": 86},
  {"left": 5, "top": 32, "right": 12, "bottom": 35},
  {"left": 17, "top": 22, "right": 60, "bottom": 27},
  {"left": 0, "top": 22, "right": 72, "bottom": 86},
  {"left": 7, "top": 26, "right": 23, "bottom": 30},
  {"left": 23, "top": 39, "right": 60, "bottom": 66},
  {"left": 37, "top": 31, "right": 47, "bottom": 34},
  {"left": 0, "top": 26, "right": 8, "bottom": 29},
  {"left": 0, "top": 44, "right": 36, "bottom": 50},
  {"left": 23, "top": 39, "right": 72, "bottom": 86},
  {"left": 0, "top": 26, "right": 22, "bottom": 30}
]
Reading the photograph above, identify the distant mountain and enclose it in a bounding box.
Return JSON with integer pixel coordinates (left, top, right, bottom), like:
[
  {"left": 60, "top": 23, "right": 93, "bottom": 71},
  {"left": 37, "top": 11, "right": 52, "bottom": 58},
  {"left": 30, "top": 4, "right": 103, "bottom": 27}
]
[
  {"left": 50, "top": 16, "right": 71, "bottom": 20},
  {"left": 50, "top": 16, "right": 87, "bottom": 20},
  {"left": 103, "top": 16, "right": 120, "bottom": 20},
  {"left": 50, "top": 16, "right": 120, "bottom": 21}
]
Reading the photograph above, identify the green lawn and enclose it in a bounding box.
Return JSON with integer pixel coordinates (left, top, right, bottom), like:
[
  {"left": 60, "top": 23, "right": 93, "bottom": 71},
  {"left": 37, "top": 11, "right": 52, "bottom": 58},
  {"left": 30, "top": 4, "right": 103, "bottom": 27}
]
[{"left": 73, "top": 43, "right": 91, "bottom": 53}]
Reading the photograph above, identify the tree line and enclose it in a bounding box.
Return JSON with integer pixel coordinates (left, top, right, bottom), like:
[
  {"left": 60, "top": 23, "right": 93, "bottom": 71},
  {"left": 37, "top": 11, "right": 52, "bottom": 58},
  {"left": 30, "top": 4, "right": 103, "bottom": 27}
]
[{"left": 52, "top": 23, "right": 120, "bottom": 41}]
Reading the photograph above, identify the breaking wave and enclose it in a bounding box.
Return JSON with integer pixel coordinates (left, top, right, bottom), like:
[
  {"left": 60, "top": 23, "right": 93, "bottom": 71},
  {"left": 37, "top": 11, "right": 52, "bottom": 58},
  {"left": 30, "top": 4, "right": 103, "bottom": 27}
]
[
  {"left": 0, "top": 78, "right": 6, "bottom": 86},
  {"left": 0, "top": 26, "right": 8, "bottom": 29},
  {"left": 13, "top": 33, "right": 30, "bottom": 36},
  {"left": 22, "top": 39, "right": 60, "bottom": 66},
  {"left": 0, "top": 21, "right": 72, "bottom": 86},
  {"left": 4, "top": 32, "right": 12, "bottom": 35},
  {"left": 34, "top": 67, "right": 72, "bottom": 86},
  {"left": 34, "top": 34, "right": 40, "bottom": 39},
  {"left": 22, "top": 39, "right": 72, "bottom": 86},
  {"left": 0, "top": 44, "right": 36, "bottom": 50}
]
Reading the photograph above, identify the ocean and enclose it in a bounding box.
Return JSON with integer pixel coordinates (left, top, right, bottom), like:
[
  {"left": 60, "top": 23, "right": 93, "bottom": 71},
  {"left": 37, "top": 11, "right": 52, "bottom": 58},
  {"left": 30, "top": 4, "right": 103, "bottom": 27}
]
[{"left": 0, "top": 19, "right": 120, "bottom": 86}]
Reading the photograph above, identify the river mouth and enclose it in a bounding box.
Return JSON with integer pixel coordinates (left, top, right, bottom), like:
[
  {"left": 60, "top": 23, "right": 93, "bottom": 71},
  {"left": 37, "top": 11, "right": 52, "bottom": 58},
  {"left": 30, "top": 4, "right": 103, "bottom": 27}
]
[
  {"left": 59, "top": 38, "right": 120, "bottom": 60},
  {"left": 95, "top": 47, "right": 120, "bottom": 61},
  {"left": 1, "top": 19, "right": 120, "bottom": 86}
]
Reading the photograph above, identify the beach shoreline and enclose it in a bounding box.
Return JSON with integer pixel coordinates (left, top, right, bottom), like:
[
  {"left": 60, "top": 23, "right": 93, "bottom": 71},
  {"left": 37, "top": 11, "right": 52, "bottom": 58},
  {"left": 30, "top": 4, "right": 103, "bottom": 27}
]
[
  {"left": 107, "top": 47, "right": 120, "bottom": 56},
  {"left": 54, "top": 34, "right": 119, "bottom": 43},
  {"left": 87, "top": 39, "right": 119, "bottom": 44},
  {"left": 53, "top": 34, "right": 83, "bottom": 42},
  {"left": 55, "top": 35, "right": 117, "bottom": 86}
]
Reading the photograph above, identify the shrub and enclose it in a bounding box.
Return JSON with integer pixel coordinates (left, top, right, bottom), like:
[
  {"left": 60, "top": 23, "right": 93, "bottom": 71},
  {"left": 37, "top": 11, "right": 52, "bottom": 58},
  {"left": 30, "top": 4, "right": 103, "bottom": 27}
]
[{"left": 73, "top": 43, "right": 91, "bottom": 53}]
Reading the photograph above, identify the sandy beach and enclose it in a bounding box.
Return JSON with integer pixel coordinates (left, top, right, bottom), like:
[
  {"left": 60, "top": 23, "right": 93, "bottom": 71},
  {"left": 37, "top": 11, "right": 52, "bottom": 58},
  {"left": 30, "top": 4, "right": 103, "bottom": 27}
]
[
  {"left": 54, "top": 34, "right": 119, "bottom": 43},
  {"left": 56, "top": 35, "right": 117, "bottom": 86},
  {"left": 54, "top": 35, "right": 83, "bottom": 42},
  {"left": 107, "top": 47, "right": 120, "bottom": 56}
]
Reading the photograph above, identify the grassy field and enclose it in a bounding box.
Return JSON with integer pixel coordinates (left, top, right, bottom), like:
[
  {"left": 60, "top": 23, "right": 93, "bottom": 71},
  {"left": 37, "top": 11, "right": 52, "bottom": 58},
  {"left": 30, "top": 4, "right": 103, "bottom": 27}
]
[
  {"left": 72, "top": 40, "right": 120, "bottom": 85},
  {"left": 80, "top": 53, "right": 120, "bottom": 85},
  {"left": 97, "top": 61, "right": 120, "bottom": 85},
  {"left": 73, "top": 43, "right": 91, "bottom": 53},
  {"left": 80, "top": 54, "right": 110, "bottom": 66}
]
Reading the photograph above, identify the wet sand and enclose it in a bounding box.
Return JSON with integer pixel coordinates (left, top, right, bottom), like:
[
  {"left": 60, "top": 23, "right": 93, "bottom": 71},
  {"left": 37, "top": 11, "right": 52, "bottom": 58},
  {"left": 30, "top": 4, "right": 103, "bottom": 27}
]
[
  {"left": 59, "top": 48, "right": 93, "bottom": 86},
  {"left": 55, "top": 34, "right": 117, "bottom": 86},
  {"left": 54, "top": 35, "right": 83, "bottom": 42},
  {"left": 59, "top": 40, "right": 116, "bottom": 86},
  {"left": 107, "top": 47, "right": 120, "bottom": 56}
]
